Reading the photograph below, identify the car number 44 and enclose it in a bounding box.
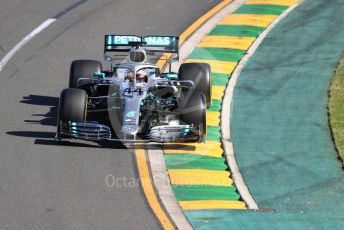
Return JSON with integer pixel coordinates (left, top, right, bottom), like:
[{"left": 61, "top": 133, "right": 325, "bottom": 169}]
[{"left": 124, "top": 87, "right": 143, "bottom": 96}]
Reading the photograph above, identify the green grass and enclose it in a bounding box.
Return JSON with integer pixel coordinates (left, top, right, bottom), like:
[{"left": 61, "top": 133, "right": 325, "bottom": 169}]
[{"left": 329, "top": 56, "right": 344, "bottom": 162}]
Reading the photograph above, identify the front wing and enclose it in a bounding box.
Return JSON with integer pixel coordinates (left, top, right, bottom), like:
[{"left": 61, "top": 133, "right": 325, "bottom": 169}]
[{"left": 57, "top": 121, "right": 203, "bottom": 143}]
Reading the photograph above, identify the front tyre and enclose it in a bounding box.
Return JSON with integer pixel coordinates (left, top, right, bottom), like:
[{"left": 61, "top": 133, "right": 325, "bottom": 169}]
[
  {"left": 179, "top": 92, "right": 206, "bottom": 140},
  {"left": 179, "top": 63, "right": 211, "bottom": 107},
  {"left": 57, "top": 88, "right": 88, "bottom": 137}
]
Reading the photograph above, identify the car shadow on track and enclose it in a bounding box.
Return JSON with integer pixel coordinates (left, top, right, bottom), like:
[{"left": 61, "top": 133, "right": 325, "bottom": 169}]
[
  {"left": 21, "top": 94, "right": 58, "bottom": 126},
  {"left": 7, "top": 94, "right": 126, "bottom": 149},
  {"left": 7, "top": 94, "right": 196, "bottom": 150},
  {"left": 7, "top": 94, "right": 59, "bottom": 142}
]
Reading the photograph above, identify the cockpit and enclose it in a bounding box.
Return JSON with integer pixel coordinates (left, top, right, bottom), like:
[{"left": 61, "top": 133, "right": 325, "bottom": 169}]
[{"left": 114, "top": 67, "right": 159, "bottom": 84}]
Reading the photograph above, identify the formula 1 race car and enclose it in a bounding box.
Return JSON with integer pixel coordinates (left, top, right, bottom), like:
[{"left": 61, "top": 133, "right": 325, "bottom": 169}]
[{"left": 55, "top": 35, "right": 211, "bottom": 143}]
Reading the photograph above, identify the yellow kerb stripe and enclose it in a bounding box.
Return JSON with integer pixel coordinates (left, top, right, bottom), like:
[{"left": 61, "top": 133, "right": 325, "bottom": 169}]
[
  {"left": 212, "top": 85, "right": 225, "bottom": 100},
  {"left": 134, "top": 150, "right": 174, "bottom": 229},
  {"left": 180, "top": 0, "right": 231, "bottom": 42},
  {"left": 246, "top": 0, "right": 298, "bottom": 6},
  {"left": 207, "top": 111, "right": 220, "bottom": 126},
  {"left": 220, "top": 14, "right": 277, "bottom": 27},
  {"left": 179, "top": 200, "right": 247, "bottom": 210},
  {"left": 156, "top": 0, "right": 232, "bottom": 70},
  {"left": 164, "top": 141, "right": 223, "bottom": 157},
  {"left": 184, "top": 58, "right": 237, "bottom": 74},
  {"left": 198, "top": 35, "right": 255, "bottom": 50},
  {"left": 168, "top": 169, "right": 232, "bottom": 186}
]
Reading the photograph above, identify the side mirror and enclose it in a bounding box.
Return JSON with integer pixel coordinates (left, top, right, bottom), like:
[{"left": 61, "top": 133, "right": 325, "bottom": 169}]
[
  {"left": 162, "top": 73, "right": 178, "bottom": 80},
  {"left": 93, "top": 72, "right": 105, "bottom": 78}
]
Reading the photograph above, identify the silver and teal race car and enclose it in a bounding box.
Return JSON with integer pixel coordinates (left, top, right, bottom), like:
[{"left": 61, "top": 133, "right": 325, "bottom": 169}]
[{"left": 55, "top": 35, "right": 211, "bottom": 143}]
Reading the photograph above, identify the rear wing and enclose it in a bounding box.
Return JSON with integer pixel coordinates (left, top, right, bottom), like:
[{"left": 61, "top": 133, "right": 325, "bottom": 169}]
[{"left": 104, "top": 35, "right": 179, "bottom": 54}]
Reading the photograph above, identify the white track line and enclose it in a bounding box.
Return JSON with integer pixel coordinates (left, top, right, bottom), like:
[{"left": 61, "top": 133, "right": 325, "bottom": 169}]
[
  {"left": 222, "top": 0, "right": 306, "bottom": 210},
  {"left": 0, "top": 19, "right": 56, "bottom": 72},
  {"left": 147, "top": 149, "right": 193, "bottom": 230}
]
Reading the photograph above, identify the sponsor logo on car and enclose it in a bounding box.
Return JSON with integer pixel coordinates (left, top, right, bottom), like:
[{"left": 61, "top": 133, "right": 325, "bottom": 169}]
[
  {"left": 113, "top": 36, "right": 140, "bottom": 45},
  {"left": 143, "top": 36, "right": 173, "bottom": 46},
  {"left": 125, "top": 118, "right": 137, "bottom": 123},
  {"left": 126, "top": 111, "right": 136, "bottom": 118}
]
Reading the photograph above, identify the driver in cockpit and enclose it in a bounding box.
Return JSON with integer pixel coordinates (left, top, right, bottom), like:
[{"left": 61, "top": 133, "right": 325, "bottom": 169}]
[
  {"left": 126, "top": 68, "right": 156, "bottom": 83},
  {"left": 136, "top": 70, "right": 148, "bottom": 83},
  {"left": 126, "top": 69, "right": 147, "bottom": 83}
]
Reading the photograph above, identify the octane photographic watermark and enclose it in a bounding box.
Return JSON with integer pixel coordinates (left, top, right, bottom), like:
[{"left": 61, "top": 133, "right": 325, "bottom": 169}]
[
  {"left": 105, "top": 173, "right": 229, "bottom": 189},
  {"left": 105, "top": 174, "right": 141, "bottom": 188}
]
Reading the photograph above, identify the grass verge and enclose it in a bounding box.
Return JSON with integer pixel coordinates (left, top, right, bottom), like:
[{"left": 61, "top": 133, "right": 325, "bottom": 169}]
[{"left": 329, "top": 56, "right": 344, "bottom": 163}]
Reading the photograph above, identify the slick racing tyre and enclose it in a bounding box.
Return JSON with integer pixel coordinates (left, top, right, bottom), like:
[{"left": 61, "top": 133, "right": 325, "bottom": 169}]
[
  {"left": 69, "top": 60, "right": 102, "bottom": 88},
  {"left": 58, "top": 88, "right": 87, "bottom": 123},
  {"left": 179, "top": 91, "right": 206, "bottom": 138},
  {"left": 179, "top": 62, "right": 211, "bottom": 107}
]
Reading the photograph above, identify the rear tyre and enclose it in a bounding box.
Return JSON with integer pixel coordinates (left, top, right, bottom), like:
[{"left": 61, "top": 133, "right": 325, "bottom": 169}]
[
  {"left": 57, "top": 88, "right": 88, "bottom": 136},
  {"left": 69, "top": 60, "right": 102, "bottom": 88},
  {"left": 179, "top": 92, "right": 206, "bottom": 139},
  {"left": 179, "top": 63, "right": 211, "bottom": 107}
]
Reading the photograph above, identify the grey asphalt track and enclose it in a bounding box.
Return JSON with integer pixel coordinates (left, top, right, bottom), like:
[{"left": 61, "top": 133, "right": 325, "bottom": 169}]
[{"left": 0, "top": 0, "right": 221, "bottom": 229}]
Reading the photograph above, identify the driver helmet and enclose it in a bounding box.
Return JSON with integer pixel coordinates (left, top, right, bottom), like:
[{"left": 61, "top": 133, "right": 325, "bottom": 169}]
[{"left": 136, "top": 69, "right": 148, "bottom": 83}]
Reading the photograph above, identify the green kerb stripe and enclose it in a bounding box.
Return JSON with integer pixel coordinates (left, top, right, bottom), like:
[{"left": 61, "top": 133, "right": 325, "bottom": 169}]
[
  {"left": 165, "top": 154, "right": 228, "bottom": 170},
  {"left": 188, "top": 47, "right": 245, "bottom": 62},
  {"left": 208, "top": 99, "right": 222, "bottom": 112},
  {"left": 212, "top": 73, "right": 230, "bottom": 86},
  {"left": 209, "top": 25, "right": 265, "bottom": 37},
  {"left": 234, "top": 4, "right": 288, "bottom": 15},
  {"left": 206, "top": 126, "right": 221, "bottom": 141},
  {"left": 173, "top": 185, "right": 240, "bottom": 201}
]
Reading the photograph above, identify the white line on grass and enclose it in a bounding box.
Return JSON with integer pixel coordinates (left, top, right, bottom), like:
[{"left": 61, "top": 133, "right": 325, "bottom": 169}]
[{"left": 221, "top": 0, "right": 306, "bottom": 210}]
